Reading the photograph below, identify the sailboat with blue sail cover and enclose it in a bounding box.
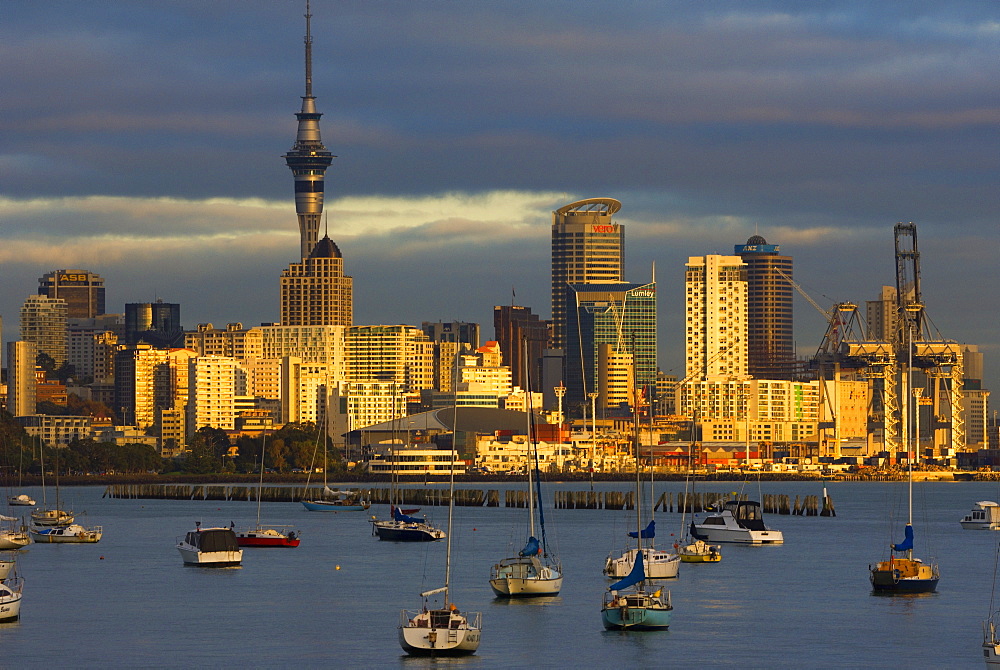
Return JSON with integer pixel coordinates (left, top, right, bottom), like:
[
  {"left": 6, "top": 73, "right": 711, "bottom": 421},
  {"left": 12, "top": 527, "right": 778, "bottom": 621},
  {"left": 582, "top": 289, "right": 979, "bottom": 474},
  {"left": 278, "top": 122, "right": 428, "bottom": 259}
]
[
  {"left": 601, "top": 376, "right": 672, "bottom": 630},
  {"left": 489, "top": 361, "right": 562, "bottom": 597}
]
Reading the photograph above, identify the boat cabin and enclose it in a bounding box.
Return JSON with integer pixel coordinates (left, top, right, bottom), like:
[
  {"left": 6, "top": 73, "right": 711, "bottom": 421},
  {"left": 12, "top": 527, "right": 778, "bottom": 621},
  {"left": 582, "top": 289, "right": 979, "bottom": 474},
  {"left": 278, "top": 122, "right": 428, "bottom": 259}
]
[
  {"left": 722, "top": 500, "right": 768, "bottom": 531},
  {"left": 185, "top": 528, "right": 240, "bottom": 552}
]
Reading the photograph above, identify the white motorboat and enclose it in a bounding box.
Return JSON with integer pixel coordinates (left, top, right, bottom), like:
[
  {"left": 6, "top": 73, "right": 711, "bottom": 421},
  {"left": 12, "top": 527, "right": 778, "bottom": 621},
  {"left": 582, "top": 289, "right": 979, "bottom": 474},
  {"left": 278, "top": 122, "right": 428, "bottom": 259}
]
[
  {"left": 691, "top": 499, "right": 784, "bottom": 545},
  {"left": 177, "top": 523, "right": 243, "bottom": 567},
  {"left": 7, "top": 494, "right": 35, "bottom": 507},
  {"left": 30, "top": 523, "right": 102, "bottom": 544},
  {"left": 0, "top": 574, "right": 22, "bottom": 622},
  {"left": 961, "top": 501, "right": 1000, "bottom": 531}
]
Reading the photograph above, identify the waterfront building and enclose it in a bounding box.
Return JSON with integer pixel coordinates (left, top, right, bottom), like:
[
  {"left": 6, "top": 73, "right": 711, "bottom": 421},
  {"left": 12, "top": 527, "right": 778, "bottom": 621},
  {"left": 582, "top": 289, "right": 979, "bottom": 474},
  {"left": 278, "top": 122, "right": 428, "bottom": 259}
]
[
  {"left": 16, "top": 414, "right": 91, "bottom": 448},
  {"left": 550, "top": 198, "right": 624, "bottom": 351},
  {"left": 6, "top": 341, "right": 37, "bottom": 417},
  {"left": 20, "top": 295, "right": 68, "bottom": 365},
  {"left": 563, "top": 281, "right": 656, "bottom": 410},
  {"left": 187, "top": 356, "right": 246, "bottom": 434},
  {"left": 347, "top": 325, "right": 434, "bottom": 392},
  {"left": 37, "top": 269, "right": 105, "bottom": 319},
  {"left": 124, "top": 301, "right": 184, "bottom": 348},
  {"left": 684, "top": 255, "right": 748, "bottom": 382},
  {"left": 184, "top": 323, "right": 263, "bottom": 360},
  {"left": 735, "top": 236, "right": 795, "bottom": 379},
  {"left": 279, "top": 8, "right": 353, "bottom": 326},
  {"left": 475, "top": 435, "right": 576, "bottom": 474},
  {"left": 493, "top": 305, "right": 549, "bottom": 391}
]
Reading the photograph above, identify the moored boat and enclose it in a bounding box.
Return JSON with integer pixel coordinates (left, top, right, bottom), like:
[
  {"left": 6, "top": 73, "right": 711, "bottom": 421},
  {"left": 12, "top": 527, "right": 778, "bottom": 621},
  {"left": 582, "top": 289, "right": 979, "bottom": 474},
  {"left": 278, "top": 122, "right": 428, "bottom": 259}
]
[
  {"left": 235, "top": 525, "right": 300, "bottom": 548},
  {"left": 0, "top": 516, "right": 31, "bottom": 550},
  {"left": 302, "top": 489, "right": 370, "bottom": 512},
  {"left": 601, "top": 550, "right": 673, "bottom": 631},
  {"left": 677, "top": 537, "right": 722, "bottom": 563},
  {"left": 30, "top": 523, "right": 102, "bottom": 544},
  {"left": 7, "top": 494, "right": 35, "bottom": 507},
  {"left": 691, "top": 499, "right": 783, "bottom": 545},
  {"left": 30, "top": 508, "right": 74, "bottom": 527},
  {"left": 373, "top": 506, "right": 445, "bottom": 542},
  {"left": 0, "top": 575, "right": 22, "bottom": 622},
  {"left": 961, "top": 501, "right": 1000, "bottom": 530},
  {"left": 177, "top": 523, "right": 243, "bottom": 567}
]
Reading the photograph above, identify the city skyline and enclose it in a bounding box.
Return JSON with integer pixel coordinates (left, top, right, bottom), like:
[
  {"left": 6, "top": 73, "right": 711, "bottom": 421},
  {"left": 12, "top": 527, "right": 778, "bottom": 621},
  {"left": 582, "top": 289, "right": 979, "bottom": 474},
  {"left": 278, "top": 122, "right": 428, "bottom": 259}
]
[{"left": 2, "top": 2, "right": 997, "bottom": 390}]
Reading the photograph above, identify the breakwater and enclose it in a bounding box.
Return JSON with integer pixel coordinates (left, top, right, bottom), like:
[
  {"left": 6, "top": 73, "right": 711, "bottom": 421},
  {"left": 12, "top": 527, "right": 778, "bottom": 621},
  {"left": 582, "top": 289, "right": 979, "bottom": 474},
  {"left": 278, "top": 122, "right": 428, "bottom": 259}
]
[{"left": 103, "top": 484, "right": 835, "bottom": 516}]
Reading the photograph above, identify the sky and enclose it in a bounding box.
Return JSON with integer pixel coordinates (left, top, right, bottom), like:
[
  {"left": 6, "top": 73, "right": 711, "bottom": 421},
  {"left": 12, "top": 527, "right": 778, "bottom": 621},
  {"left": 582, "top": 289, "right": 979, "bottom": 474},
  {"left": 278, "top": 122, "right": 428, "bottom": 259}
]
[{"left": 2, "top": 1, "right": 998, "bottom": 392}]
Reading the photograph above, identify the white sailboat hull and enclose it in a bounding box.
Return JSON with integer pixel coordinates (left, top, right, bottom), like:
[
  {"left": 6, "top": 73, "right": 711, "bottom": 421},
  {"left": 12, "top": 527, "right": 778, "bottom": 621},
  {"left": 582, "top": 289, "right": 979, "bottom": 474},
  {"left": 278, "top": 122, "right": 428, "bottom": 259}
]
[
  {"left": 489, "top": 557, "right": 562, "bottom": 597},
  {"left": 605, "top": 547, "right": 680, "bottom": 579},
  {"left": 399, "top": 609, "right": 481, "bottom": 655},
  {"left": 0, "top": 529, "right": 31, "bottom": 550},
  {"left": 0, "top": 580, "right": 22, "bottom": 623}
]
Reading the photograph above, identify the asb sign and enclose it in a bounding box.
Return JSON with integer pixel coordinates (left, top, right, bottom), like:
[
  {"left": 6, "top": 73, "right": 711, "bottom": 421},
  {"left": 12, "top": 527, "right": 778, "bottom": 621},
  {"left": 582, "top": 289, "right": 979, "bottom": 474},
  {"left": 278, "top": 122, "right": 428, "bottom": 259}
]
[{"left": 59, "top": 273, "right": 90, "bottom": 283}]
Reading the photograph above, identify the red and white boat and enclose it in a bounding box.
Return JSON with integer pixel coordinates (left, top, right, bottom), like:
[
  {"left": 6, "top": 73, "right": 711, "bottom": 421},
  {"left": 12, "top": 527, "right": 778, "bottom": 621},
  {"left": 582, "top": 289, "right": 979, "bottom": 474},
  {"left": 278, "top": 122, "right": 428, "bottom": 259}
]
[{"left": 235, "top": 525, "right": 301, "bottom": 548}]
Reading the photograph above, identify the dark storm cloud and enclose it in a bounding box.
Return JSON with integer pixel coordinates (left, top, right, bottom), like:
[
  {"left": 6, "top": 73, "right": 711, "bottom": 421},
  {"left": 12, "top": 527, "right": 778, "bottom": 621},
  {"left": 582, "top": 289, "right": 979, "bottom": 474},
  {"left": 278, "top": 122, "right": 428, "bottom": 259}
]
[{"left": 1, "top": 1, "right": 997, "bottom": 385}]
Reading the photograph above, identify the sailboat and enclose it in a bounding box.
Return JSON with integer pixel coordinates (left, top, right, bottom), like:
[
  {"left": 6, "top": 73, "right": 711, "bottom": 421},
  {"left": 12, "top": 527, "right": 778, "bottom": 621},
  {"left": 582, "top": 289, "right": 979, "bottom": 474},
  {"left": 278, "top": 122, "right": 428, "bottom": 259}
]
[
  {"left": 601, "top": 376, "right": 673, "bottom": 631},
  {"left": 0, "top": 560, "right": 22, "bottom": 622},
  {"left": 604, "top": 387, "right": 679, "bottom": 579},
  {"left": 0, "top": 515, "right": 30, "bottom": 550},
  {"left": 236, "top": 435, "right": 301, "bottom": 547},
  {"left": 30, "top": 441, "right": 74, "bottom": 527},
  {"left": 676, "top": 433, "right": 721, "bottom": 563},
  {"left": 489, "top": 357, "right": 562, "bottom": 597},
  {"left": 372, "top": 395, "right": 444, "bottom": 541},
  {"left": 869, "top": 321, "right": 938, "bottom": 594},
  {"left": 398, "top": 400, "right": 481, "bottom": 654},
  {"left": 301, "top": 414, "right": 369, "bottom": 512}
]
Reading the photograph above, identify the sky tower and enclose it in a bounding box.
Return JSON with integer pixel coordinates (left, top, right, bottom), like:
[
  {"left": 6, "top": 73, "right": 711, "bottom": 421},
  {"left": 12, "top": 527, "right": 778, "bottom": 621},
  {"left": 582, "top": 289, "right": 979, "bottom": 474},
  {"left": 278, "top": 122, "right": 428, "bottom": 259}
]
[{"left": 283, "top": 1, "right": 334, "bottom": 260}]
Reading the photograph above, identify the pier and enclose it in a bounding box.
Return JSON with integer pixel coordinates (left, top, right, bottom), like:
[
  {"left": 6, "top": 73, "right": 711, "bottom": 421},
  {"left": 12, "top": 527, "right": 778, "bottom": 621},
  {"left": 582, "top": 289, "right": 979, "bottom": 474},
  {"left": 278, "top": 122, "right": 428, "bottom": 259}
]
[{"left": 103, "top": 484, "right": 835, "bottom": 516}]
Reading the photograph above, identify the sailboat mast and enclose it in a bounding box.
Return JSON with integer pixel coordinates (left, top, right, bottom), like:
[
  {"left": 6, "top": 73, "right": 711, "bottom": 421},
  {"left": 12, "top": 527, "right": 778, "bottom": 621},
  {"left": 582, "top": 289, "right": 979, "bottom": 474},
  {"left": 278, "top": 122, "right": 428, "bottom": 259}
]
[
  {"left": 632, "top": 334, "right": 642, "bottom": 551},
  {"left": 906, "top": 324, "right": 913, "bottom": 535},
  {"left": 444, "top": 359, "right": 460, "bottom": 605},
  {"left": 256, "top": 434, "right": 266, "bottom": 527},
  {"left": 524, "top": 339, "right": 536, "bottom": 540}
]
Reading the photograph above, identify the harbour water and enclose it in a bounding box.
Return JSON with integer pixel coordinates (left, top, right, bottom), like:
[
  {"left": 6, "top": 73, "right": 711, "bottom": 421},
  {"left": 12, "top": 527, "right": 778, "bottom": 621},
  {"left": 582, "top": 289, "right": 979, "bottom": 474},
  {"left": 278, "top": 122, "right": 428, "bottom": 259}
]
[{"left": 1, "top": 479, "right": 997, "bottom": 668}]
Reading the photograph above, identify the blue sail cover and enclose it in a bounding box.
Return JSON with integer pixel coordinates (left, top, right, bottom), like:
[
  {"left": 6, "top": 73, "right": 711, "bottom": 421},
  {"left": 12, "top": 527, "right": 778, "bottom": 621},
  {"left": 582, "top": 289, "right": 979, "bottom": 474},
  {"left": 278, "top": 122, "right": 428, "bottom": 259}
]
[
  {"left": 392, "top": 506, "right": 422, "bottom": 524},
  {"left": 519, "top": 536, "right": 541, "bottom": 557},
  {"left": 891, "top": 523, "right": 914, "bottom": 552},
  {"left": 628, "top": 519, "right": 655, "bottom": 539},
  {"left": 609, "top": 547, "right": 645, "bottom": 591}
]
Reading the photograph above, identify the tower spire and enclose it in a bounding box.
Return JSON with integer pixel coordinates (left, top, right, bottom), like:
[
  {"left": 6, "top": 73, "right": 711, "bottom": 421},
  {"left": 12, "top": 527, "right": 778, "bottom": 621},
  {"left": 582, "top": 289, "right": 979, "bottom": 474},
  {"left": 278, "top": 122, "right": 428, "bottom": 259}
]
[{"left": 284, "top": 0, "right": 334, "bottom": 260}]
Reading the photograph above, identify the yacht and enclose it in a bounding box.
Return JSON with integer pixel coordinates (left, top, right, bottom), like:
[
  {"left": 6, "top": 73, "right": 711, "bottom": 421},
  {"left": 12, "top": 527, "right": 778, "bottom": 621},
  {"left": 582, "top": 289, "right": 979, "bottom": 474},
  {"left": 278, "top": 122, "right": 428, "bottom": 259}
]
[
  {"left": 177, "top": 523, "right": 243, "bottom": 567},
  {"left": 961, "top": 501, "right": 1000, "bottom": 531},
  {"left": 691, "top": 499, "right": 783, "bottom": 545}
]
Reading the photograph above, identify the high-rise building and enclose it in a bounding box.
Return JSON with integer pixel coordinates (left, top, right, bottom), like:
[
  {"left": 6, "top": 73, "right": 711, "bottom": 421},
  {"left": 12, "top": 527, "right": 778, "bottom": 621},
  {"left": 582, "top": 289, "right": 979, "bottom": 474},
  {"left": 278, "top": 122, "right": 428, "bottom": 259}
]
[
  {"left": 114, "top": 344, "right": 195, "bottom": 430},
  {"left": 550, "top": 198, "right": 624, "bottom": 351},
  {"left": 347, "top": 325, "right": 435, "bottom": 393},
  {"left": 866, "top": 285, "right": 898, "bottom": 342},
  {"left": 6, "top": 341, "right": 37, "bottom": 416},
  {"left": 421, "top": 321, "right": 480, "bottom": 391},
  {"left": 564, "top": 281, "right": 656, "bottom": 410},
  {"left": 187, "top": 356, "right": 246, "bottom": 434},
  {"left": 684, "top": 255, "right": 748, "bottom": 382},
  {"left": 279, "top": 8, "right": 353, "bottom": 326},
  {"left": 493, "top": 306, "right": 548, "bottom": 391},
  {"left": 37, "top": 269, "right": 105, "bottom": 319},
  {"left": 125, "top": 301, "right": 184, "bottom": 347},
  {"left": 735, "top": 236, "right": 795, "bottom": 379},
  {"left": 20, "top": 295, "right": 68, "bottom": 365}
]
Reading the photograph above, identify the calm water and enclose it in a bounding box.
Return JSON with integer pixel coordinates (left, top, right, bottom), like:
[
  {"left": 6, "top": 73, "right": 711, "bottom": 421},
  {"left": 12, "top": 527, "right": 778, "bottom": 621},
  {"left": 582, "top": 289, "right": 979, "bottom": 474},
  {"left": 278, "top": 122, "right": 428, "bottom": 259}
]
[{"left": 1, "top": 479, "right": 997, "bottom": 668}]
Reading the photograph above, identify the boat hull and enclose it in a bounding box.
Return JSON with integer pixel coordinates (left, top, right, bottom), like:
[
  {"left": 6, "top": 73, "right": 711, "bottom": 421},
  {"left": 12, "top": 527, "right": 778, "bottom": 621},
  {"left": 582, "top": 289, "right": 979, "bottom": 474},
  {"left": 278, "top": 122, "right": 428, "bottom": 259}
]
[
  {"left": 235, "top": 530, "right": 300, "bottom": 547},
  {"left": 7, "top": 495, "right": 34, "bottom": 506},
  {"left": 301, "top": 500, "right": 370, "bottom": 512},
  {"left": 692, "top": 524, "right": 783, "bottom": 545},
  {"left": 986, "top": 642, "right": 1000, "bottom": 667},
  {"left": 372, "top": 520, "right": 445, "bottom": 542},
  {"left": 399, "top": 609, "right": 481, "bottom": 655},
  {"left": 678, "top": 540, "right": 722, "bottom": 563},
  {"left": 601, "top": 603, "right": 672, "bottom": 630},
  {"left": 605, "top": 548, "right": 680, "bottom": 579},
  {"left": 0, "top": 531, "right": 31, "bottom": 550},
  {"left": 177, "top": 547, "right": 243, "bottom": 567},
  {"left": 29, "top": 524, "right": 102, "bottom": 543},
  {"left": 0, "top": 585, "right": 21, "bottom": 622},
  {"left": 869, "top": 558, "right": 939, "bottom": 593},
  {"left": 30, "top": 509, "right": 74, "bottom": 527}
]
